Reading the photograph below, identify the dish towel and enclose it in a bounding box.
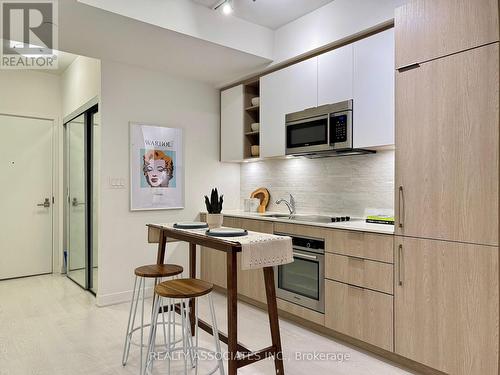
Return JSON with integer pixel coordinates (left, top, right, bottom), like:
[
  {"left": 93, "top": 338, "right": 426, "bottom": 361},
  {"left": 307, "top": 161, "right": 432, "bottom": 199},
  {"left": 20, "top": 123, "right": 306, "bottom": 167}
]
[{"left": 161, "top": 224, "right": 293, "bottom": 270}]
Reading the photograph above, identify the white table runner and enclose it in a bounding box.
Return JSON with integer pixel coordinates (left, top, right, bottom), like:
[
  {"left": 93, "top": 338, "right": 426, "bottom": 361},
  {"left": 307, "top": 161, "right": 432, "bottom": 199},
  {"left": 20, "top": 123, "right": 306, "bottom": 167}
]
[{"left": 158, "top": 224, "right": 293, "bottom": 270}]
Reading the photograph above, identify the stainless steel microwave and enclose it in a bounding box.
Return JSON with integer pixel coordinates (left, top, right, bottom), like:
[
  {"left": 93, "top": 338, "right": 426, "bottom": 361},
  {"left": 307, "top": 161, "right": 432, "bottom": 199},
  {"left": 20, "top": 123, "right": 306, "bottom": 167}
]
[{"left": 285, "top": 100, "right": 353, "bottom": 156}]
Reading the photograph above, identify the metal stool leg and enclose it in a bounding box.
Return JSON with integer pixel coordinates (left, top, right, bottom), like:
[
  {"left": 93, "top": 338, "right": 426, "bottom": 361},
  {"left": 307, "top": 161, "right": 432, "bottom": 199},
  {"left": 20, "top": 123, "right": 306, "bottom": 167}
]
[
  {"left": 144, "top": 294, "right": 160, "bottom": 375},
  {"left": 181, "top": 299, "right": 188, "bottom": 375},
  {"left": 139, "top": 275, "right": 146, "bottom": 375},
  {"left": 208, "top": 293, "right": 225, "bottom": 375},
  {"left": 167, "top": 298, "right": 172, "bottom": 375},
  {"left": 184, "top": 301, "right": 196, "bottom": 369},
  {"left": 194, "top": 297, "right": 200, "bottom": 375},
  {"left": 122, "top": 276, "right": 142, "bottom": 366}
]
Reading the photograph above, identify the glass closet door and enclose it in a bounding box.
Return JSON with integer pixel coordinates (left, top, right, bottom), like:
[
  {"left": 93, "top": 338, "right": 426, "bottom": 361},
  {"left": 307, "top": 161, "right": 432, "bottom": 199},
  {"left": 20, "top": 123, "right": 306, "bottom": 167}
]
[
  {"left": 66, "top": 114, "right": 87, "bottom": 288},
  {"left": 90, "top": 111, "right": 99, "bottom": 293}
]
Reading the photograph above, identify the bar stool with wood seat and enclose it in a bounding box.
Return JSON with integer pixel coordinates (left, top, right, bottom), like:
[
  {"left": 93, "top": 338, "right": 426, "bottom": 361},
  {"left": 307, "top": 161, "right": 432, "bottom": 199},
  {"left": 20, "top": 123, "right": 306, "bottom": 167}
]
[
  {"left": 144, "top": 278, "right": 225, "bottom": 375},
  {"left": 122, "top": 264, "right": 184, "bottom": 374}
]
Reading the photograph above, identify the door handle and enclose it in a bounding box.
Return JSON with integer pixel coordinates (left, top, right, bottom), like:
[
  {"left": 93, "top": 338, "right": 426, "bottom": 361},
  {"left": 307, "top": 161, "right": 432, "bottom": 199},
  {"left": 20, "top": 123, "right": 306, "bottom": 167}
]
[
  {"left": 398, "top": 186, "right": 405, "bottom": 228},
  {"left": 398, "top": 244, "right": 404, "bottom": 286},
  {"left": 37, "top": 198, "right": 50, "bottom": 208},
  {"left": 72, "top": 197, "right": 85, "bottom": 207}
]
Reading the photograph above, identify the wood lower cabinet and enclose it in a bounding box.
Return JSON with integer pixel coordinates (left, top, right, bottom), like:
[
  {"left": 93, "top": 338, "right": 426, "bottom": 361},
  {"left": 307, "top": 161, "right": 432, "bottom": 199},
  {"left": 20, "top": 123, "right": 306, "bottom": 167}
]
[
  {"left": 200, "top": 217, "right": 272, "bottom": 303},
  {"left": 395, "top": 43, "right": 499, "bottom": 246},
  {"left": 200, "top": 216, "right": 238, "bottom": 289},
  {"left": 236, "top": 218, "right": 273, "bottom": 303},
  {"left": 327, "top": 229, "right": 393, "bottom": 263},
  {"left": 394, "top": 237, "right": 499, "bottom": 375},
  {"left": 326, "top": 253, "right": 393, "bottom": 295},
  {"left": 395, "top": 0, "right": 499, "bottom": 68},
  {"left": 325, "top": 280, "right": 393, "bottom": 351}
]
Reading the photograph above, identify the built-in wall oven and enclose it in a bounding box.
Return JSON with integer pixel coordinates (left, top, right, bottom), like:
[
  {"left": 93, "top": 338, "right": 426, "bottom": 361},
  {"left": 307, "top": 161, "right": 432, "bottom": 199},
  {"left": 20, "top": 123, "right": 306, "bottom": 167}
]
[{"left": 274, "top": 234, "right": 325, "bottom": 313}]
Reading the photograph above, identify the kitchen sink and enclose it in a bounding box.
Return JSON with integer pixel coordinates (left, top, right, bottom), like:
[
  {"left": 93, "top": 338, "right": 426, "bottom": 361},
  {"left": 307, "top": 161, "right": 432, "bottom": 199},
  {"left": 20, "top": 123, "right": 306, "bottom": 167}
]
[
  {"left": 262, "top": 213, "right": 293, "bottom": 218},
  {"left": 289, "top": 215, "right": 334, "bottom": 224}
]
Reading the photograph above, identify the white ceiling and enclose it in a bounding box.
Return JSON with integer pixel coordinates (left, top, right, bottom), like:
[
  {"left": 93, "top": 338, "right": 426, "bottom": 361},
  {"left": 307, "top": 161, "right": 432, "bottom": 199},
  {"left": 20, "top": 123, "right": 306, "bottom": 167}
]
[
  {"left": 192, "top": 0, "right": 335, "bottom": 29},
  {"left": 60, "top": 0, "right": 272, "bottom": 86}
]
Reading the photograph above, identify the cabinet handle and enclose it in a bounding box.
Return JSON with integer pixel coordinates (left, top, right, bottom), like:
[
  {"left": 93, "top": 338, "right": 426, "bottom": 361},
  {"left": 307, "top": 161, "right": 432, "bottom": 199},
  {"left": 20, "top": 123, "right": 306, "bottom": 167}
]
[
  {"left": 347, "top": 255, "right": 365, "bottom": 262},
  {"left": 398, "top": 244, "right": 404, "bottom": 286},
  {"left": 397, "top": 63, "right": 421, "bottom": 73},
  {"left": 347, "top": 284, "right": 364, "bottom": 292},
  {"left": 398, "top": 186, "right": 405, "bottom": 228}
]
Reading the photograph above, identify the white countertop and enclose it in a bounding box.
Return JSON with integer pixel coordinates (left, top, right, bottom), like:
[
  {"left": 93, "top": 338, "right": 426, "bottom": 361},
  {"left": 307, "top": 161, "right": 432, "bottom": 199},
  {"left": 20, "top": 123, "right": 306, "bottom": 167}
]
[{"left": 216, "top": 211, "right": 395, "bottom": 235}]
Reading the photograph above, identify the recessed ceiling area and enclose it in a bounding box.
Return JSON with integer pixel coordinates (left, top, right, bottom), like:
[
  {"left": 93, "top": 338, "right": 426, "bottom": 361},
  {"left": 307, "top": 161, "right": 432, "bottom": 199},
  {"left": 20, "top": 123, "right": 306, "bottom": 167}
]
[
  {"left": 63, "top": 0, "right": 273, "bottom": 86},
  {"left": 192, "top": 0, "right": 335, "bottom": 29}
]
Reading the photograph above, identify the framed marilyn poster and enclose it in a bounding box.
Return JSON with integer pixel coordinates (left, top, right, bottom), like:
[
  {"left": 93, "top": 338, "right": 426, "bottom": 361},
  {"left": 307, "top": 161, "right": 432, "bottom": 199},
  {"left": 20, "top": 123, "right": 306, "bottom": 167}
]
[{"left": 130, "top": 123, "right": 184, "bottom": 210}]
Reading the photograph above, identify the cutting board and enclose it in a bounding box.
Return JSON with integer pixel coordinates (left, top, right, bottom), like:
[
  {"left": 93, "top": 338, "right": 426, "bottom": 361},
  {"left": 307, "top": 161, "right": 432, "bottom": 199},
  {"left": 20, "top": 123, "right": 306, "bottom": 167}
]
[{"left": 250, "top": 187, "right": 270, "bottom": 213}]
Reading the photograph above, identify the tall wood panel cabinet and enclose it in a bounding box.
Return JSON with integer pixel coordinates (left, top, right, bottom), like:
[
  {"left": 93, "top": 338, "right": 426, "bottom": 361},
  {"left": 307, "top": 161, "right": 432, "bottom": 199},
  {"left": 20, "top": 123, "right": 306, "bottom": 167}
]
[
  {"left": 394, "top": 43, "right": 499, "bottom": 246},
  {"left": 394, "top": 1, "right": 500, "bottom": 374},
  {"left": 395, "top": 0, "right": 499, "bottom": 69},
  {"left": 395, "top": 237, "right": 499, "bottom": 375}
]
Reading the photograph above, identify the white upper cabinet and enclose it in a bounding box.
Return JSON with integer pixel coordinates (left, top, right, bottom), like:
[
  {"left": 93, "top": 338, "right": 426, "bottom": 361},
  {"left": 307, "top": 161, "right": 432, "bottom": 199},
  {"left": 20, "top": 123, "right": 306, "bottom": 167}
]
[
  {"left": 353, "top": 28, "right": 395, "bottom": 148},
  {"left": 222, "top": 29, "right": 395, "bottom": 161},
  {"left": 318, "top": 44, "right": 354, "bottom": 106},
  {"left": 220, "top": 85, "right": 244, "bottom": 162},
  {"left": 260, "top": 57, "right": 318, "bottom": 158}
]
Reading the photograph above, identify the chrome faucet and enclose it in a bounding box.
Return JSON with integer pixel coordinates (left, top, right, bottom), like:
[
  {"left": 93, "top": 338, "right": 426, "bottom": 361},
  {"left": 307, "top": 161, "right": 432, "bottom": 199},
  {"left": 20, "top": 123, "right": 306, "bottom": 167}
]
[{"left": 276, "top": 194, "right": 296, "bottom": 216}]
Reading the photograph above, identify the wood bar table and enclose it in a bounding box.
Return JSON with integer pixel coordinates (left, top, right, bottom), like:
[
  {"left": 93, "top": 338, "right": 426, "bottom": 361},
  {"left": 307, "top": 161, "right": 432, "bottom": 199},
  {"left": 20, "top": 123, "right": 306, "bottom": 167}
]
[{"left": 147, "top": 224, "right": 285, "bottom": 375}]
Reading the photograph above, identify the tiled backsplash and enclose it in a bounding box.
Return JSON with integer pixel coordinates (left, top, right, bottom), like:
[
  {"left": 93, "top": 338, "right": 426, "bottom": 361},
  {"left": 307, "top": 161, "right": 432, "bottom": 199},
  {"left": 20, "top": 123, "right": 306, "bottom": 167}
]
[{"left": 240, "top": 150, "right": 394, "bottom": 217}]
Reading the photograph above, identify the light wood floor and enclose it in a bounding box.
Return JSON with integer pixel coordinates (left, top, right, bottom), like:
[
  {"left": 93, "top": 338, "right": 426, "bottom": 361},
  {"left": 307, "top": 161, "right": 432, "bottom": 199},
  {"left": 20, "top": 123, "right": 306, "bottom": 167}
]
[{"left": 0, "top": 275, "right": 415, "bottom": 375}]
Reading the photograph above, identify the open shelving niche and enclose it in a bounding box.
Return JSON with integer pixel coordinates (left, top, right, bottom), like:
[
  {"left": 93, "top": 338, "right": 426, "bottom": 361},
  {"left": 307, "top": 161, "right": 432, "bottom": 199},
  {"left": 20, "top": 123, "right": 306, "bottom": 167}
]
[{"left": 243, "top": 80, "right": 260, "bottom": 160}]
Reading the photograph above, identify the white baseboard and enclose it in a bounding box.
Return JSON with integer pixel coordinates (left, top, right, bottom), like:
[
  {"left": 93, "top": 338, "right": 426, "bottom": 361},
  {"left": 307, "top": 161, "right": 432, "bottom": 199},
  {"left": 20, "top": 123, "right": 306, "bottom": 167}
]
[{"left": 96, "top": 286, "right": 155, "bottom": 307}]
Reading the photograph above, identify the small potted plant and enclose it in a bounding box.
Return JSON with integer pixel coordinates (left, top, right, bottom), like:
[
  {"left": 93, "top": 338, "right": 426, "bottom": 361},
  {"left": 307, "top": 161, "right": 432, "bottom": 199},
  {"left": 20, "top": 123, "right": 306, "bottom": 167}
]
[{"left": 204, "top": 188, "right": 224, "bottom": 228}]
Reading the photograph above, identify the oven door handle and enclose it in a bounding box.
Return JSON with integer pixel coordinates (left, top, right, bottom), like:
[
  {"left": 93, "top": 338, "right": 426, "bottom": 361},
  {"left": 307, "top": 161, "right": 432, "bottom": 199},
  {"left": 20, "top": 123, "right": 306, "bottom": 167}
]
[{"left": 293, "top": 252, "right": 318, "bottom": 260}]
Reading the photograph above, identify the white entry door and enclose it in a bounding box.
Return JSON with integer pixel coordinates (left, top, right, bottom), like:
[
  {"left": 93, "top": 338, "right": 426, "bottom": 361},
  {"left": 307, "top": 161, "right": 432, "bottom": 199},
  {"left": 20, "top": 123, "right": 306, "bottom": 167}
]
[{"left": 0, "top": 115, "right": 53, "bottom": 279}]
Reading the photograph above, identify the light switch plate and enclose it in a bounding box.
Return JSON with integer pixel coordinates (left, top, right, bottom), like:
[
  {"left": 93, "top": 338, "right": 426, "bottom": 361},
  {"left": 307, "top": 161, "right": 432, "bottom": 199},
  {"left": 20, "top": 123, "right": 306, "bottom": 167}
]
[{"left": 109, "top": 177, "right": 126, "bottom": 189}]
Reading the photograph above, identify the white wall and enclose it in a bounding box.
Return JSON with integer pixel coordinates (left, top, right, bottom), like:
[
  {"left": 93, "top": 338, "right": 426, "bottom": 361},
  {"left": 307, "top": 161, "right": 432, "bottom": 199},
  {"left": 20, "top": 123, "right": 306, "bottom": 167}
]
[
  {"left": 97, "top": 60, "right": 240, "bottom": 306},
  {"left": 61, "top": 56, "right": 101, "bottom": 118},
  {"left": 0, "top": 70, "right": 62, "bottom": 273},
  {"left": 0, "top": 71, "right": 61, "bottom": 119},
  {"left": 273, "top": 0, "right": 407, "bottom": 63}
]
